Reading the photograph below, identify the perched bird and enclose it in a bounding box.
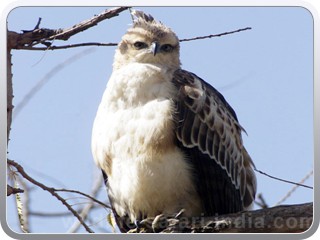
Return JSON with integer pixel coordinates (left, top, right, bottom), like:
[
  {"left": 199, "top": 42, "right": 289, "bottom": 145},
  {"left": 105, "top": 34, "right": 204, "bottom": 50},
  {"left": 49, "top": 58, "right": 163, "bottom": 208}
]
[{"left": 91, "top": 10, "right": 256, "bottom": 232}]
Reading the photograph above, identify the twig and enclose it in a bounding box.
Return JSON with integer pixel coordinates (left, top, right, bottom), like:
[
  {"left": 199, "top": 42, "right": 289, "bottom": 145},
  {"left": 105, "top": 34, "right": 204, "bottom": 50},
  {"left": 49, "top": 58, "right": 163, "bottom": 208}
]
[
  {"left": 68, "top": 171, "right": 104, "bottom": 233},
  {"left": 7, "top": 42, "right": 13, "bottom": 143},
  {"left": 8, "top": 7, "right": 129, "bottom": 49},
  {"left": 179, "top": 27, "right": 252, "bottom": 42},
  {"left": 17, "top": 42, "right": 118, "bottom": 51},
  {"left": 254, "top": 167, "right": 313, "bottom": 189},
  {"left": 33, "top": 17, "right": 42, "bottom": 30},
  {"left": 41, "top": 7, "right": 130, "bottom": 42},
  {"left": 7, "top": 159, "right": 94, "bottom": 233},
  {"left": 54, "top": 187, "right": 109, "bottom": 210},
  {"left": 30, "top": 211, "right": 74, "bottom": 217},
  {"left": 13, "top": 27, "right": 252, "bottom": 51},
  {"left": 275, "top": 170, "right": 314, "bottom": 206},
  {"left": 29, "top": 204, "right": 105, "bottom": 217},
  {"left": 254, "top": 193, "right": 269, "bottom": 209}
]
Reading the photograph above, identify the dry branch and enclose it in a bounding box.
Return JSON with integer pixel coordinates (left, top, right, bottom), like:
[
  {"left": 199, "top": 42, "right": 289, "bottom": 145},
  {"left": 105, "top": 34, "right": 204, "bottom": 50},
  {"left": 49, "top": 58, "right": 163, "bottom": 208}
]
[
  {"left": 67, "top": 172, "right": 104, "bottom": 233},
  {"left": 8, "top": 27, "right": 253, "bottom": 51},
  {"left": 7, "top": 159, "right": 94, "bottom": 233},
  {"left": 7, "top": 44, "right": 13, "bottom": 142},
  {"left": 179, "top": 27, "right": 252, "bottom": 42},
  {"left": 133, "top": 202, "right": 313, "bottom": 233},
  {"left": 7, "top": 7, "right": 129, "bottom": 49}
]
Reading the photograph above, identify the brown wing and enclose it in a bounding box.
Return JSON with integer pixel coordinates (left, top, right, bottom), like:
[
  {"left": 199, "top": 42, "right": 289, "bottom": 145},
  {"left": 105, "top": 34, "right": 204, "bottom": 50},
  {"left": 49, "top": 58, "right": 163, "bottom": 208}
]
[{"left": 172, "top": 69, "right": 256, "bottom": 215}]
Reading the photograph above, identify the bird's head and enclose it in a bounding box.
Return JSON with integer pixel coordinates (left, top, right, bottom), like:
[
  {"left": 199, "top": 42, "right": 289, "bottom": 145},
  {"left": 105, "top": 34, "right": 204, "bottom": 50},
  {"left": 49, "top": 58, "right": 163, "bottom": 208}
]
[{"left": 113, "top": 10, "right": 181, "bottom": 70}]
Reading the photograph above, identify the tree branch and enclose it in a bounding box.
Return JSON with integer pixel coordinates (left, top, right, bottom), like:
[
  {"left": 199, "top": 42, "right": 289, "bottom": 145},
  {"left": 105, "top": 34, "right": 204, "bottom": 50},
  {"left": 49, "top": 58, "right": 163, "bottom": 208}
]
[
  {"left": 68, "top": 171, "right": 104, "bottom": 233},
  {"left": 16, "top": 42, "right": 118, "bottom": 51},
  {"left": 42, "top": 7, "right": 130, "bottom": 42},
  {"left": 53, "top": 188, "right": 110, "bottom": 210},
  {"left": 7, "top": 159, "right": 94, "bottom": 233},
  {"left": 179, "top": 27, "right": 252, "bottom": 42},
  {"left": 133, "top": 202, "right": 313, "bottom": 233},
  {"left": 275, "top": 170, "right": 314, "bottom": 206},
  {"left": 7, "top": 7, "right": 129, "bottom": 49},
  {"left": 10, "top": 27, "right": 253, "bottom": 51}
]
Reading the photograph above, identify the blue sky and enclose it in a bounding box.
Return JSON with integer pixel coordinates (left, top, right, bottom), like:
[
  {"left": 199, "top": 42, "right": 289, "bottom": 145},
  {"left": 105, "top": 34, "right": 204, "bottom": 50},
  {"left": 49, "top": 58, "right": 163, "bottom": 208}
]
[{"left": 6, "top": 6, "right": 313, "bottom": 233}]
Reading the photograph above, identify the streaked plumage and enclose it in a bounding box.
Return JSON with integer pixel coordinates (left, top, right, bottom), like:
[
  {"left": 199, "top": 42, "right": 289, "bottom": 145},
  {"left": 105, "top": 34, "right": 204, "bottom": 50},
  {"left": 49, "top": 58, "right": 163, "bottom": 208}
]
[{"left": 91, "top": 10, "right": 256, "bottom": 232}]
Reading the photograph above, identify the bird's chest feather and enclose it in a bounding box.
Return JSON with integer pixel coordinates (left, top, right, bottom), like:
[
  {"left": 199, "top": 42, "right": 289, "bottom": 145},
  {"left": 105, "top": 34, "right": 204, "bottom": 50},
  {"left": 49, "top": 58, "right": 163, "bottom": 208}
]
[
  {"left": 92, "top": 64, "right": 178, "bottom": 167},
  {"left": 91, "top": 64, "right": 201, "bottom": 220}
]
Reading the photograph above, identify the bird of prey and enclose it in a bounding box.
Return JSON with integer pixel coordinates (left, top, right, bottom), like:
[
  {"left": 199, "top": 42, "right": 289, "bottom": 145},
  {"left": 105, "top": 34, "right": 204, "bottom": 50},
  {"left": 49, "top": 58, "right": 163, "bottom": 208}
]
[{"left": 91, "top": 10, "right": 257, "bottom": 232}]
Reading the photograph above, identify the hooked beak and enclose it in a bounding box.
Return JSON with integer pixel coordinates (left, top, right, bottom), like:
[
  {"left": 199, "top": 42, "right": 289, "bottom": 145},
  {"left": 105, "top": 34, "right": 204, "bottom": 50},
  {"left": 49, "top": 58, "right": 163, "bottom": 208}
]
[{"left": 151, "top": 42, "right": 159, "bottom": 56}]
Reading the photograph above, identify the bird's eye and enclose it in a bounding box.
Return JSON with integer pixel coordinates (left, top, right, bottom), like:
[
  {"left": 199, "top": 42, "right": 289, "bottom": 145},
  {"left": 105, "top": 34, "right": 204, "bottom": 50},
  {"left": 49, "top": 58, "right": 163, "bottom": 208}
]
[
  {"left": 161, "top": 44, "right": 174, "bottom": 52},
  {"left": 133, "top": 41, "right": 148, "bottom": 50}
]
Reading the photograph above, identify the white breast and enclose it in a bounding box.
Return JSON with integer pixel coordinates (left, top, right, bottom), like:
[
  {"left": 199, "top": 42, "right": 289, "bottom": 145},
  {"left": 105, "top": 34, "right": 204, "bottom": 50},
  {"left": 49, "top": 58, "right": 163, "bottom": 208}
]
[{"left": 91, "top": 63, "right": 201, "bottom": 221}]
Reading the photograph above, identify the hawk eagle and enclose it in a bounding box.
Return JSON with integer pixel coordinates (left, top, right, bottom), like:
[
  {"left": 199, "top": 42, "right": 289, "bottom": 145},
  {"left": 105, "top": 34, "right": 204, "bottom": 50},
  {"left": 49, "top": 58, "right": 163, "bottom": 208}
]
[{"left": 91, "top": 10, "right": 256, "bottom": 232}]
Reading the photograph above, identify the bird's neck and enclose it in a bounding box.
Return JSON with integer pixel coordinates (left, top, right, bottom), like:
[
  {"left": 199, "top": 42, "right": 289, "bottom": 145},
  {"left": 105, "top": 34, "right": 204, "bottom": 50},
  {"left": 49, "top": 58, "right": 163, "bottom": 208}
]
[{"left": 105, "top": 63, "right": 178, "bottom": 109}]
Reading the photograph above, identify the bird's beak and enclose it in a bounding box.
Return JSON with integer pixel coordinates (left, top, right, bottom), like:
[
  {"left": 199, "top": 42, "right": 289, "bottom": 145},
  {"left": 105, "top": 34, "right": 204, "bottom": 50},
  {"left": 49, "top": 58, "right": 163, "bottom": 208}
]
[{"left": 151, "top": 42, "right": 159, "bottom": 56}]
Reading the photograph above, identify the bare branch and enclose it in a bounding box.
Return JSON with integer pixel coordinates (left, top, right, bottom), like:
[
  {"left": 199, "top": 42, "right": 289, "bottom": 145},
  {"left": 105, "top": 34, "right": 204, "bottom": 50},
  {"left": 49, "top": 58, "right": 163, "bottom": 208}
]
[
  {"left": 7, "top": 42, "right": 13, "bottom": 143},
  {"left": 275, "top": 170, "right": 314, "bottom": 206},
  {"left": 254, "top": 193, "right": 269, "bottom": 209},
  {"left": 17, "top": 42, "right": 118, "bottom": 51},
  {"left": 42, "top": 7, "right": 130, "bottom": 42},
  {"left": 8, "top": 7, "right": 129, "bottom": 49},
  {"left": 179, "top": 27, "right": 252, "bottom": 42},
  {"left": 7, "top": 159, "right": 94, "bottom": 233},
  {"left": 13, "top": 27, "right": 252, "bottom": 51},
  {"left": 254, "top": 167, "right": 313, "bottom": 189},
  {"left": 68, "top": 171, "right": 104, "bottom": 233},
  {"left": 29, "top": 204, "right": 106, "bottom": 218},
  {"left": 54, "top": 188, "right": 110, "bottom": 210},
  {"left": 30, "top": 211, "right": 73, "bottom": 217}
]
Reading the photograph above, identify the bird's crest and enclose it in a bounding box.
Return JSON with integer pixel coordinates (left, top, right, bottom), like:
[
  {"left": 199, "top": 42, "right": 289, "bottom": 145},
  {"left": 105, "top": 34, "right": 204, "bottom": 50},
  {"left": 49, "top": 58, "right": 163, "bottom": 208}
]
[
  {"left": 128, "top": 9, "right": 172, "bottom": 38},
  {"left": 130, "top": 9, "right": 155, "bottom": 23}
]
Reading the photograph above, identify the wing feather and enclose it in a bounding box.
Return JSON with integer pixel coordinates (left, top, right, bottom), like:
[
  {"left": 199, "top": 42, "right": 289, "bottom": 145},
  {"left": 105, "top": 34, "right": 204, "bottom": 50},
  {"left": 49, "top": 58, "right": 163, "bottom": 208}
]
[{"left": 172, "top": 69, "right": 256, "bottom": 213}]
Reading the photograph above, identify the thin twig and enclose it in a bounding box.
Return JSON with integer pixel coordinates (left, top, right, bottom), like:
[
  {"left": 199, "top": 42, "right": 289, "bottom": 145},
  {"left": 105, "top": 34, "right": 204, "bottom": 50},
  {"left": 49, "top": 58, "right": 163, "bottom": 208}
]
[
  {"left": 54, "top": 187, "right": 109, "bottom": 210},
  {"left": 15, "top": 27, "right": 252, "bottom": 51},
  {"left": 17, "top": 42, "right": 118, "bottom": 51},
  {"left": 254, "top": 167, "right": 313, "bottom": 189},
  {"left": 40, "top": 7, "right": 130, "bottom": 42},
  {"left": 29, "top": 204, "right": 105, "bottom": 218},
  {"left": 254, "top": 193, "right": 269, "bottom": 209},
  {"left": 30, "top": 211, "right": 74, "bottom": 217},
  {"left": 7, "top": 159, "right": 94, "bottom": 233},
  {"left": 179, "top": 27, "right": 252, "bottom": 42},
  {"left": 68, "top": 170, "right": 104, "bottom": 233},
  {"left": 275, "top": 170, "right": 314, "bottom": 206},
  {"left": 33, "top": 17, "right": 42, "bottom": 30}
]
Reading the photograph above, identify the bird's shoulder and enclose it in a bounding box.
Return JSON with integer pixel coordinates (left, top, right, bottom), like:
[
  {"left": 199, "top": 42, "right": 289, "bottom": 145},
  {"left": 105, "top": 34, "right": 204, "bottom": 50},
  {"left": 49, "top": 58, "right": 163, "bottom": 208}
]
[{"left": 172, "top": 68, "right": 244, "bottom": 140}]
